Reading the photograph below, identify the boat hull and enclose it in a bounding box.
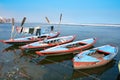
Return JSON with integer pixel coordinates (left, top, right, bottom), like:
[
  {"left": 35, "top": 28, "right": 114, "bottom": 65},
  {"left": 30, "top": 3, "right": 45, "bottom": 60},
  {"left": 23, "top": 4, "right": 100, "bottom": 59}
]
[
  {"left": 1, "top": 32, "right": 60, "bottom": 45},
  {"left": 20, "top": 35, "right": 76, "bottom": 51},
  {"left": 73, "top": 59, "right": 112, "bottom": 69},
  {"left": 73, "top": 45, "right": 118, "bottom": 69},
  {"left": 36, "top": 38, "right": 96, "bottom": 56}
]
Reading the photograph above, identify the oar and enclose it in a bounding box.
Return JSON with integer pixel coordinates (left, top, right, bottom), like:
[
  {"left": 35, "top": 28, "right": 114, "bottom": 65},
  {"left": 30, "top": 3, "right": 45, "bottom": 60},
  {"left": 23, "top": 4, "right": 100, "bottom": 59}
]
[
  {"left": 10, "top": 18, "right": 15, "bottom": 39},
  {"left": 45, "top": 17, "right": 51, "bottom": 40},
  {"left": 12, "top": 18, "right": 15, "bottom": 26},
  {"left": 58, "top": 13, "right": 62, "bottom": 31},
  {"left": 13, "top": 17, "right": 26, "bottom": 38},
  {"left": 20, "top": 17, "right": 26, "bottom": 33},
  {"left": 45, "top": 16, "right": 51, "bottom": 32},
  {"left": 59, "top": 13, "right": 62, "bottom": 24},
  {"left": 45, "top": 17, "right": 50, "bottom": 24}
]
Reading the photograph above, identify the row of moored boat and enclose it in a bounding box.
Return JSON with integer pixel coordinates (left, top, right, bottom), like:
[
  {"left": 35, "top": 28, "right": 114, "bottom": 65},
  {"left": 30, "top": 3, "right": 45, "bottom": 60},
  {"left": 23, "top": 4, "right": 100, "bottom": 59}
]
[{"left": 0, "top": 31, "right": 118, "bottom": 69}]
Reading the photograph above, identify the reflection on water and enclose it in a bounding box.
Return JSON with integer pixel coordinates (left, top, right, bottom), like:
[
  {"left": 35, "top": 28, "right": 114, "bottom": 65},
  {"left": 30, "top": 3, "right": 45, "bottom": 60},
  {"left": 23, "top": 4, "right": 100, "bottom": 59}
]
[
  {"left": 37, "top": 54, "right": 74, "bottom": 65},
  {"left": 2, "top": 45, "right": 20, "bottom": 53},
  {"left": 117, "top": 74, "right": 120, "bottom": 80},
  {"left": 0, "top": 45, "right": 47, "bottom": 80}
]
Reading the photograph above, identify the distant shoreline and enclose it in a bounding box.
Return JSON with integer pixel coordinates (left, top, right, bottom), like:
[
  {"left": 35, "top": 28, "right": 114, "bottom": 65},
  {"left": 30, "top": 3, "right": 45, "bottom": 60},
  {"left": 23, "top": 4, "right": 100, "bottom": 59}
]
[
  {"left": 0, "top": 22, "right": 11, "bottom": 24},
  {"left": 0, "top": 22, "right": 120, "bottom": 27},
  {"left": 59, "top": 23, "right": 120, "bottom": 27},
  {"left": 40, "top": 23, "right": 120, "bottom": 27},
  {"left": 38, "top": 23, "right": 120, "bottom": 27}
]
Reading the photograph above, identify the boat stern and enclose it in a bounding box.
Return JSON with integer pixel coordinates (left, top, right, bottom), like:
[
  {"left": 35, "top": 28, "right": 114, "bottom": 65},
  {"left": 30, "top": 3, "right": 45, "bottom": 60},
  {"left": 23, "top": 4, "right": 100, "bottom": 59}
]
[
  {"left": 20, "top": 44, "right": 34, "bottom": 50},
  {"left": 36, "top": 51, "right": 45, "bottom": 56}
]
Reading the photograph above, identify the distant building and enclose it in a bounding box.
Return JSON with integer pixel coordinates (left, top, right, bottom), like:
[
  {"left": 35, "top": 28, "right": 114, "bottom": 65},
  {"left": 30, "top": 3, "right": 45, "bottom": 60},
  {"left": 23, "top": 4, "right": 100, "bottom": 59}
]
[{"left": 0, "top": 16, "right": 11, "bottom": 23}]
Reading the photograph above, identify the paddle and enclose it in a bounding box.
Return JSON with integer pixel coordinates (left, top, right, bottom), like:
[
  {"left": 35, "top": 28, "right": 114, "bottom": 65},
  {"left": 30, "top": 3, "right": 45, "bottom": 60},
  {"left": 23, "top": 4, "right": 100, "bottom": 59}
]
[
  {"left": 11, "top": 18, "right": 15, "bottom": 39},
  {"left": 58, "top": 13, "right": 62, "bottom": 31},
  {"left": 45, "top": 17, "right": 54, "bottom": 32},
  {"left": 59, "top": 13, "right": 62, "bottom": 24},
  {"left": 20, "top": 17, "right": 26, "bottom": 33},
  {"left": 12, "top": 18, "right": 15, "bottom": 26},
  {"left": 45, "top": 17, "right": 50, "bottom": 24},
  {"left": 45, "top": 17, "right": 52, "bottom": 41}
]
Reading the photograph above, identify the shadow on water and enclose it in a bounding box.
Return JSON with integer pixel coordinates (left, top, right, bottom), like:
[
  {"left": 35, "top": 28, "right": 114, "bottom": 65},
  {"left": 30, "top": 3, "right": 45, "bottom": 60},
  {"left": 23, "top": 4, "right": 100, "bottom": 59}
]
[
  {"left": 20, "top": 50, "right": 74, "bottom": 65},
  {"left": 117, "top": 73, "right": 120, "bottom": 80},
  {"left": 72, "top": 60, "right": 116, "bottom": 79},
  {"left": 0, "top": 44, "right": 117, "bottom": 80},
  {"left": 2, "top": 45, "right": 20, "bottom": 53},
  {"left": 1, "top": 45, "right": 39, "bottom": 60},
  {"left": 37, "top": 54, "right": 74, "bottom": 65},
  {"left": 0, "top": 46, "right": 33, "bottom": 79}
]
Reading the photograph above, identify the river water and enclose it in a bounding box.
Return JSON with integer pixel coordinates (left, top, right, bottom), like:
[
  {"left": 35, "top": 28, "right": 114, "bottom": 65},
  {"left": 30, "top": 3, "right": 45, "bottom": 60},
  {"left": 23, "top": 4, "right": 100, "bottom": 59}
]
[{"left": 0, "top": 23, "right": 120, "bottom": 80}]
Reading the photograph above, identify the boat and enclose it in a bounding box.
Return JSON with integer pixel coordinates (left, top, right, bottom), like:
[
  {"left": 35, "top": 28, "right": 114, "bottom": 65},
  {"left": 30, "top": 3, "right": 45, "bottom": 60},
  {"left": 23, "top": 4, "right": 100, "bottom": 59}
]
[
  {"left": 20, "top": 35, "right": 76, "bottom": 51},
  {"left": 0, "top": 17, "right": 60, "bottom": 45},
  {"left": 73, "top": 45, "right": 118, "bottom": 69},
  {"left": 0, "top": 32, "right": 60, "bottom": 45},
  {"left": 36, "top": 38, "right": 96, "bottom": 56}
]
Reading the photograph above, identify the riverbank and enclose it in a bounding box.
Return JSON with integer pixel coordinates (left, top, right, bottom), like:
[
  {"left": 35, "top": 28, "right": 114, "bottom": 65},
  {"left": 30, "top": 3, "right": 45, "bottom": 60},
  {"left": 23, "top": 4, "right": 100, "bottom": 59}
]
[{"left": 59, "top": 23, "right": 120, "bottom": 27}]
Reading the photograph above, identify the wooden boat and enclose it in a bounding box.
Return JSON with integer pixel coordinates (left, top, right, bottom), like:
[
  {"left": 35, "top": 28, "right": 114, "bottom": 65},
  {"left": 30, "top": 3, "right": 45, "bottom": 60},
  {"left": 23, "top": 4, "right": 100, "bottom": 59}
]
[
  {"left": 20, "top": 35, "right": 76, "bottom": 51},
  {"left": 73, "top": 45, "right": 118, "bottom": 69},
  {"left": 36, "top": 38, "right": 96, "bottom": 56},
  {"left": 0, "top": 32, "right": 60, "bottom": 45}
]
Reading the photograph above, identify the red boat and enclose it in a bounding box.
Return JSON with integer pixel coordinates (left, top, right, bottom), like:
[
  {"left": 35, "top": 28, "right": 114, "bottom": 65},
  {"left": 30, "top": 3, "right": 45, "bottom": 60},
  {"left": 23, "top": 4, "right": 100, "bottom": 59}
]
[
  {"left": 0, "top": 17, "right": 60, "bottom": 45},
  {"left": 36, "top": 38, "right": 96, "bottom": 56},
  {"left": 20, "top": 35, "right": 76, "bottom": 51},
  {"left": 0, "top": 32, "right": 60, "bottom": 45}
]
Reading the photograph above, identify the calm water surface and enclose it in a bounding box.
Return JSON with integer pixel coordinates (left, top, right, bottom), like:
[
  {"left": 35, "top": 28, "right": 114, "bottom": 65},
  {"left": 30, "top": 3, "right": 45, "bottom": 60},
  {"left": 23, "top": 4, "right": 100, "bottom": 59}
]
[{"left": 0, "top": 23, "right": 120, "bottom": 80}]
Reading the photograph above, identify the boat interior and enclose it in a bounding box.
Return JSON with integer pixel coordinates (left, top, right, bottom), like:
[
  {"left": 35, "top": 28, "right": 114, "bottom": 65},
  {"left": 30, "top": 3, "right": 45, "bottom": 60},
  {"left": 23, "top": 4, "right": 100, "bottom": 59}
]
[
  {"left": 27, "top": 35, "right": 48, "bottom": 40},
  {"left": 43, "top": 39, "right": 61, "bottom": 44},
  {"left": 37, "top": 35, "right": 48, "bottom": 38},
  {"left": 66, "top": 42, "right": 86, "bottom": 48},
  {"left": 88, "top": 50, "right": 109, "bottom": 58}
]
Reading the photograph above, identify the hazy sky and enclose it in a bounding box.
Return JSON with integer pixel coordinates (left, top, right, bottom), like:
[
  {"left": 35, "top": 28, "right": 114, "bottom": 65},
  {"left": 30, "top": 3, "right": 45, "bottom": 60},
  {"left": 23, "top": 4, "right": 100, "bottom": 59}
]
[{"left": 0, "top": 0, "right": 120, "bottom": 24}]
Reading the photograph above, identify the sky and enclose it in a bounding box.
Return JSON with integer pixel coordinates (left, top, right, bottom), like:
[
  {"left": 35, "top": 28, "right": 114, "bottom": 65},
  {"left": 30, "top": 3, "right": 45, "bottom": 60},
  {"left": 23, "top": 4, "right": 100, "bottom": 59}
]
[{"left": 0, "top": 0, "right": 120, "bottom": 24}]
